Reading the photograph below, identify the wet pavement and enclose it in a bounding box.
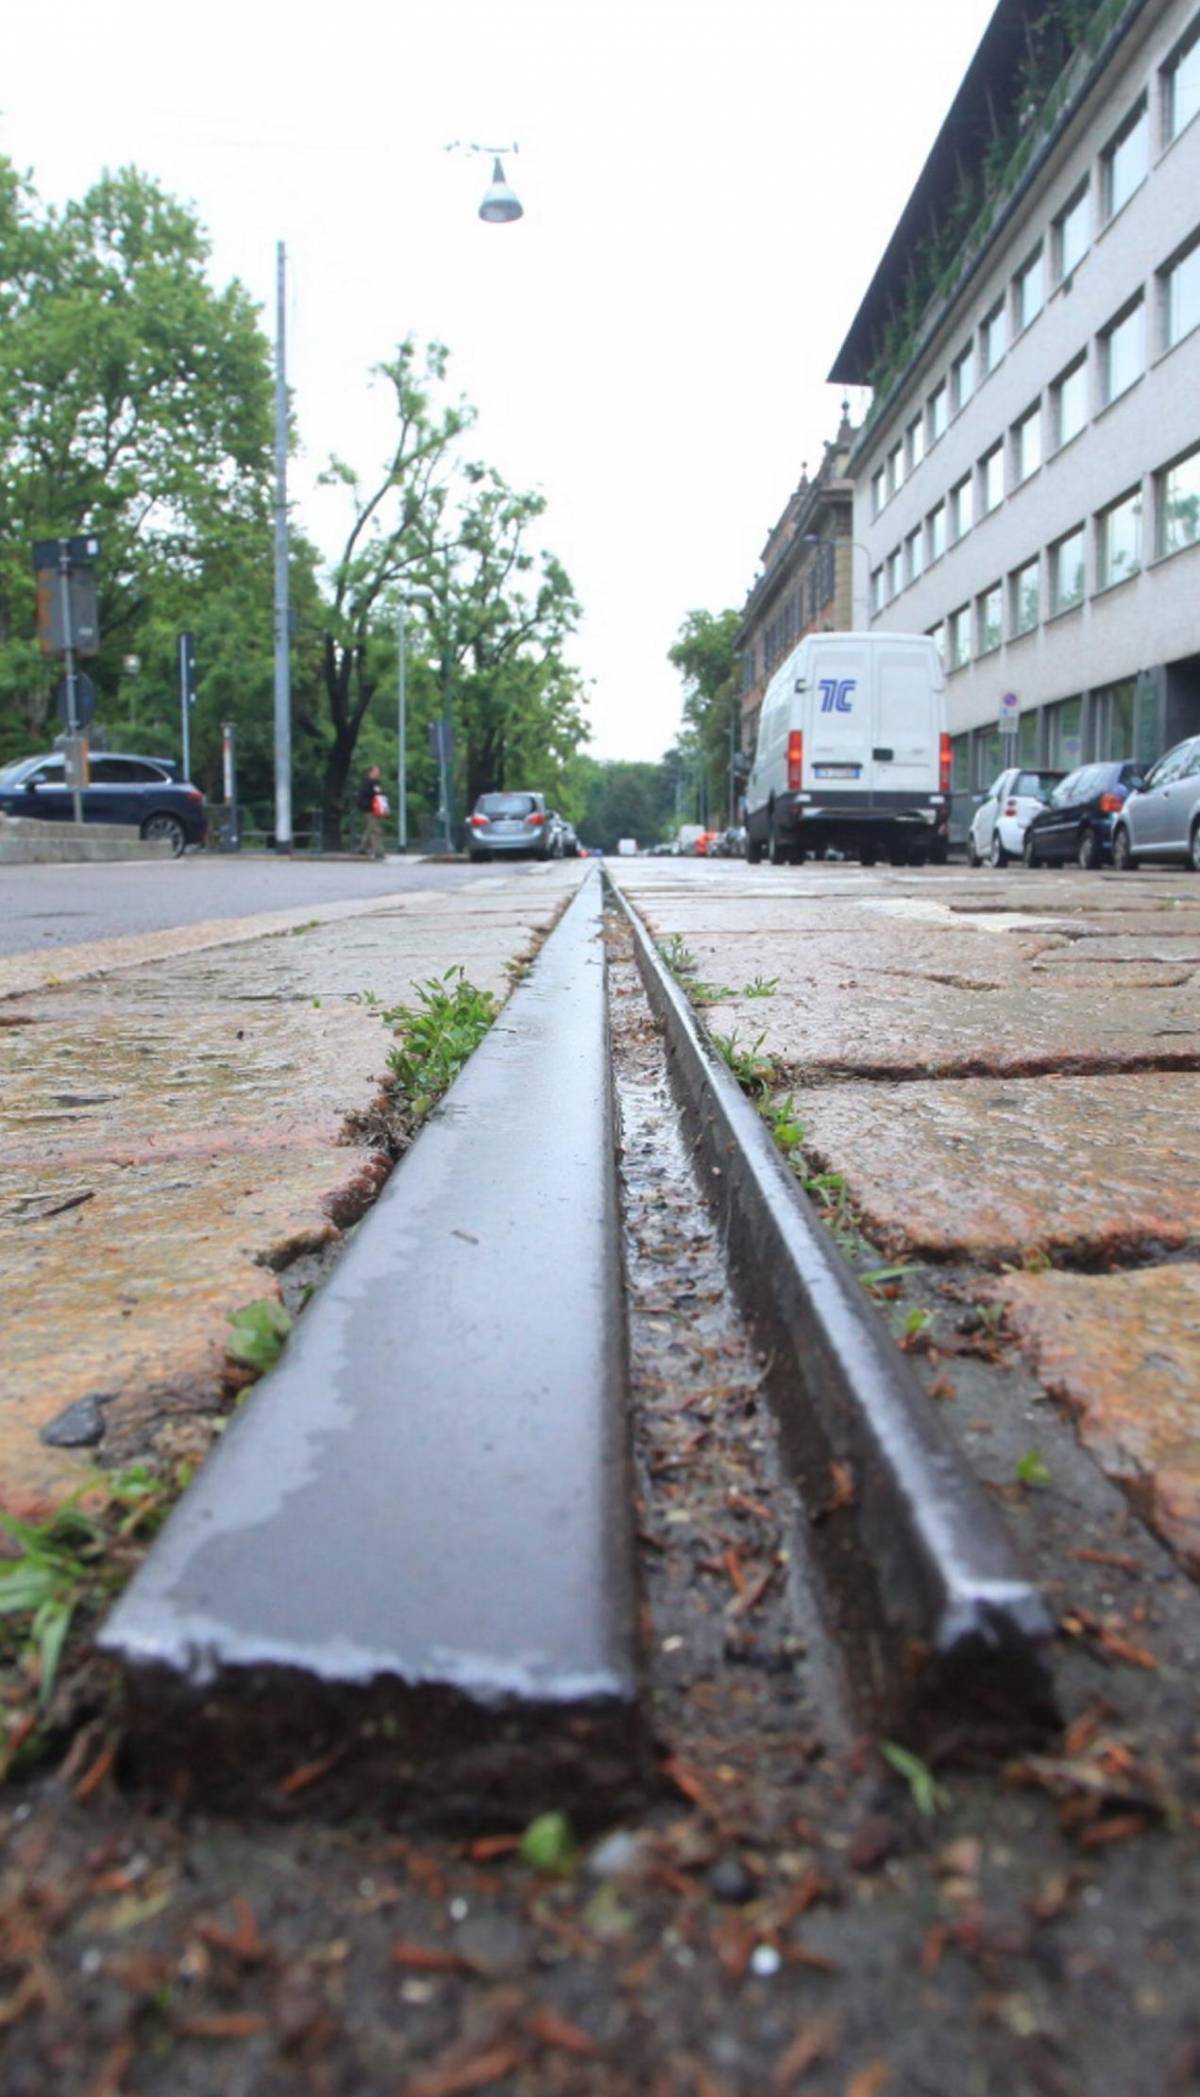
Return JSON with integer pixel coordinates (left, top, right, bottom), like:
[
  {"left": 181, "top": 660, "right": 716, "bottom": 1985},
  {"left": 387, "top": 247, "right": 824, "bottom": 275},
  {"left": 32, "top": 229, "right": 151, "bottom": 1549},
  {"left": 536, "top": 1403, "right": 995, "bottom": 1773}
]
[
  {"left": 0, "top": 867, "right": 586, "bottom": 1510},
  {"left": 613, "top": 858, "right": 1200, "bottom": 1579}
]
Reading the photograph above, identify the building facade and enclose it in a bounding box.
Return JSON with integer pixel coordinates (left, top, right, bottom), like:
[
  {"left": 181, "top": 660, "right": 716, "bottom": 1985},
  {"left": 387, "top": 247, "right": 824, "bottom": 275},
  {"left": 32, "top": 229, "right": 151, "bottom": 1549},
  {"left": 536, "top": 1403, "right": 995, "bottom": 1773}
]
[
  {"left": 830, "top": 0, "right": 1200, "bottom": 827},
  {"left": 736, "top": 410, "right": 857, "bottom": 753}
]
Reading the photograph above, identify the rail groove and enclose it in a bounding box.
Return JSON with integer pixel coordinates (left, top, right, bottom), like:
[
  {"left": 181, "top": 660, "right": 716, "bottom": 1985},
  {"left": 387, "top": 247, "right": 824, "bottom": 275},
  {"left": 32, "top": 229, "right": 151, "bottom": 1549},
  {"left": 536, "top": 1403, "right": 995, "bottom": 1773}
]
[{"left": 608, "top": 871, "right": 1055, "bottom": 1731}]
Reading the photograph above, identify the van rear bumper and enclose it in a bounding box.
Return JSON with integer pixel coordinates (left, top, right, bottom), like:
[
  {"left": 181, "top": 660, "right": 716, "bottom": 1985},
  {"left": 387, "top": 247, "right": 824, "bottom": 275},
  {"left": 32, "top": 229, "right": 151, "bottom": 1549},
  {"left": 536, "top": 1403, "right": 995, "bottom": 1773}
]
[{"left": 754, "top": 790, "right": 948, "bottom": 860}]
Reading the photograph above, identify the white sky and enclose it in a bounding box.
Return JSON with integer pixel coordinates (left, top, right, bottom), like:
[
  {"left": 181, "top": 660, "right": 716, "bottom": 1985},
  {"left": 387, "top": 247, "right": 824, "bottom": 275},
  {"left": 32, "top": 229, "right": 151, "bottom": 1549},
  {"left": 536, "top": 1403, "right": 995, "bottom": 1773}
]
[{"left": 3, "top": 0, "right": 995, "bottom": 760}]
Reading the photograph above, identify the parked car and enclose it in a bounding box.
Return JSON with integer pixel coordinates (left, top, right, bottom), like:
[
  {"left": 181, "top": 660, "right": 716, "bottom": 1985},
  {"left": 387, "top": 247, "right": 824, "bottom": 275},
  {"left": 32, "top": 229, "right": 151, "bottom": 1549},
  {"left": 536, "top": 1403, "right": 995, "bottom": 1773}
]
[
  {"left": 557, "top": 820, "right": 580, "bottom": 858},
  {"left": 0, "top": 750, "right": 207, "bottom": 855},
  {"left": 967, "top": 766, "right": 1064, "bottom": 867},
  {"left": 1022, "top": 760, "right": 1146, "bottom": 868},
  {"left": 1111, "top": 734, "right": 1200, "bottom": 870},
  {"left": 466, "top": 791, "right": 553, "bottom": 861}
]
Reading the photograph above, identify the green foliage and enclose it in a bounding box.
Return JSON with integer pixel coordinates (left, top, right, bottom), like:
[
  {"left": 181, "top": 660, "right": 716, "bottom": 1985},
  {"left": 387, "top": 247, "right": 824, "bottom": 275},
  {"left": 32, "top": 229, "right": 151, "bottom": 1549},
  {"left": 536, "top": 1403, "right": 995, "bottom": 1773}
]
[
  {"left": 1015, "top": 1448, "right": 1052, "bottom": 1489},
  {"left": 566, "top": 753, "right": 679, "bottom": 853},
  {"left": 765, "top": 1096, "right": 806, "bottom": 1155},
  {"left": 712, "top": 1029, "right": 778, "bottom": 1101},
  {"left": 743, "top": 975, "right": 779, "bottom": 999},
  {"left": 226, "top": 1298, "right": 293, "bottom": 1376},
  {"left": 519, "top": 1810, "right": 578, "bottom": 1875},
  {"left": 379, "top": 967, "right": 499, "bottom": 1120},
  {"left": 882, "top": 1741, "right": 948, "bottom": 1817},
  {"left": 0, "top": 1466, "right": 172, "bottom": 1746},
  {"left": 667, "top": 608, "right": 743, "bottom": 830}
]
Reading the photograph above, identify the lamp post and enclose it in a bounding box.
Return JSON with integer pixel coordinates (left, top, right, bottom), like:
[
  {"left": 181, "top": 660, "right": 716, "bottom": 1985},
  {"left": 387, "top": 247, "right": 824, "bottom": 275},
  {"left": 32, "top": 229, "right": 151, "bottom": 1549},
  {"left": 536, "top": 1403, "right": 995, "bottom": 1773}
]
[{"left": 273, "top": 240, "right": 292, "bottom": 852}]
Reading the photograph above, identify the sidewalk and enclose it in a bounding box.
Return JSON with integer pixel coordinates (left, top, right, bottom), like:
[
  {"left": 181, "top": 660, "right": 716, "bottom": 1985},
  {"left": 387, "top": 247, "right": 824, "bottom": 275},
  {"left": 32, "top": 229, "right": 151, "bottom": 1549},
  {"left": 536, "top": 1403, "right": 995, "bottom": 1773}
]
[
  {"left": 614, "top": 859, "right": 1200, "bottom": 1577},
  {"left": 0, "top": 868, "right": 588, "bottom": 1512}
]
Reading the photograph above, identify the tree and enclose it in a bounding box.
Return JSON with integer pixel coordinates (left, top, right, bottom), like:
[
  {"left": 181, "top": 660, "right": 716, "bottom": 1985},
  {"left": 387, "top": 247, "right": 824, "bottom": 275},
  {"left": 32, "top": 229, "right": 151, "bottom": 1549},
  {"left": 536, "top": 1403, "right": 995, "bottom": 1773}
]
[
  {"left": 667, "top": 608, "right": 742, "bottom": 829},
  {"left": 0, "top": 160, "right": 277, "bottom": 764},
  {"left": 316, "top": 338, "right": 471, "bottom": 845}
]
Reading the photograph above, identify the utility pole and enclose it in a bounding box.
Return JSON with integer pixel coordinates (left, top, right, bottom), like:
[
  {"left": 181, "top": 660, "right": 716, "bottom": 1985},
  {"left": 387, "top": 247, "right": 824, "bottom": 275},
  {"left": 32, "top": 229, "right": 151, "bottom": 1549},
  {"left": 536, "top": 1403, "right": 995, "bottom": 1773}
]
[{"left": 273, "top": 240, "right": 292, "bottom": 850}]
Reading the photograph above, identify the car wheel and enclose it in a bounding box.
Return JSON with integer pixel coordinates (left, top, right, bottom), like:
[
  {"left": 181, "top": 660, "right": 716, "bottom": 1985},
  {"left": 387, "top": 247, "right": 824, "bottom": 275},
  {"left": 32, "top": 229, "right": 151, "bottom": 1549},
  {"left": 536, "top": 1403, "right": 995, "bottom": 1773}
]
[
  {"left": 1023, "top": 831, "right": 1040, "bottom": 869},
  {"left": 965, "top": 837, "right": 980, "bottom": 867},
  {"left": 768, "top": 819, "right": 786, "bottom": 866},
  {"left": 1190, "top": 822, "right": 1200, "bottom": 873},
  {"left": 988, "top": 832, "right": 1008, "bottom": 868},
  {"left": 1112, "top": 825, "right": 1135, "bottom": 872},
  {"left": 859, "top": 849, "right": 877, "bottom": 867},
  {"left": 1076, "top": 826, "right": 1098, "bottom": 870},
  {"left": 141, "top": 813, "right": 186, "bottom": 857},
  {"left": 468, "top": 850, "right": 490, "bottom": 863},
  {"left": 745, "top": 832, "right": 763, "bottom": 865}
]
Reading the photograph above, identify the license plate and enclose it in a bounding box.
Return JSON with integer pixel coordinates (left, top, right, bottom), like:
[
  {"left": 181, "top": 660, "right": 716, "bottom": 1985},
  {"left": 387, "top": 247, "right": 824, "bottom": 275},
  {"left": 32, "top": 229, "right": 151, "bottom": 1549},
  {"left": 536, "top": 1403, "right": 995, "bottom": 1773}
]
[{"left": 814, "top": 764, "right": 860, "bottom": 779}]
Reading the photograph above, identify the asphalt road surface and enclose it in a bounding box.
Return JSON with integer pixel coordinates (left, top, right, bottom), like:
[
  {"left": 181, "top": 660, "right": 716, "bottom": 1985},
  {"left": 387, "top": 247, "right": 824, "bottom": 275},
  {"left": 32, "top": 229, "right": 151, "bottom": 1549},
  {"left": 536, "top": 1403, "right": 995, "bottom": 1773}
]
[{"left": 0, "top": 852, "right": 538, "bottom": 956}]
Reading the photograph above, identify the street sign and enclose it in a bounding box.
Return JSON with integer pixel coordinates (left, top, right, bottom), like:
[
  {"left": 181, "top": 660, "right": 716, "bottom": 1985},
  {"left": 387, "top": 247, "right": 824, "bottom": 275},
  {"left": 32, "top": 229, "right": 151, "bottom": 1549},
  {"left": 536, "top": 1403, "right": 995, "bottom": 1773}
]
[
  {"left": 31, "top": 533, "right": 102, "bottom": 572},
  {"left": 999, "top": 690, "right": 1020, "bottom": 737},
  {"left": 179, "top": 632, "right": 197, "bottom": 706},
  {"left": 56, "top": 672, "right": 96, "bottom": 727},
  {"left": 36, "top": 568, "right": 100, "bottom": 656}
]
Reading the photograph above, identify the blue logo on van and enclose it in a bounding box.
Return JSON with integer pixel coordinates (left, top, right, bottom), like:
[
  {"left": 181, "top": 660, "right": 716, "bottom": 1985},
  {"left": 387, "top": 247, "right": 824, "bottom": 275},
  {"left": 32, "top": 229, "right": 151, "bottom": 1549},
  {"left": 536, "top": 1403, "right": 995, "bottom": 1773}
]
[{"left": 818, "top": 677, "right": 857, "bottom": 713}]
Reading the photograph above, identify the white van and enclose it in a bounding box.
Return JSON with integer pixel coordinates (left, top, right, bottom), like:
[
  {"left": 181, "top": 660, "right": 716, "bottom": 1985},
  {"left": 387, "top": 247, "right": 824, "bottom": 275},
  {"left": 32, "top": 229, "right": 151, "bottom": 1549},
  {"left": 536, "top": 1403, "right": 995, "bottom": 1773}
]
[{"left": 744, "top": 631, "right": 949, "bottom": 867}]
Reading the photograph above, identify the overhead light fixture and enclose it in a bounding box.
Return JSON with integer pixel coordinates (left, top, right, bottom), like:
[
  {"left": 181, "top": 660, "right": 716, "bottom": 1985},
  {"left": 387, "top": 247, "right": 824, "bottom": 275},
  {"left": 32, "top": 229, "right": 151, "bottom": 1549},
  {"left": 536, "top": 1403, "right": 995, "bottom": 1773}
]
[{"left": 478, "top": 155, "right": 523, "bottom": 224}]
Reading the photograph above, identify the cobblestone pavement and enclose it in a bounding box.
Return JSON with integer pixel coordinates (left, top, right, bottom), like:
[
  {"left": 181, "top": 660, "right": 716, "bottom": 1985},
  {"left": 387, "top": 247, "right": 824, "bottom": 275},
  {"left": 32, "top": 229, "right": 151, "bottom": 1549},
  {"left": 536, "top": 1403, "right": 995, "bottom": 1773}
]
[
  {"left": 614, "top": 858, "right": 1200, "bottom": 1579},
  {"left": 0, "top": 867, "right": 586, "bottom": 1511}
]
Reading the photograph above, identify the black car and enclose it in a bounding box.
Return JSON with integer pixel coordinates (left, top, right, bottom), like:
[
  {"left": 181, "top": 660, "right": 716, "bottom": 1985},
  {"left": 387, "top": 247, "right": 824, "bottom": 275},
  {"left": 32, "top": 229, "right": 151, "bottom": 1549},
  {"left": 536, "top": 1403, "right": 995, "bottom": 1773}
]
[
  {"left": 0, "top": 751, "right": 207, "bottom": 856},
  {"left": 1022, "top": 760, "right": 1146, "bottom": 869}
]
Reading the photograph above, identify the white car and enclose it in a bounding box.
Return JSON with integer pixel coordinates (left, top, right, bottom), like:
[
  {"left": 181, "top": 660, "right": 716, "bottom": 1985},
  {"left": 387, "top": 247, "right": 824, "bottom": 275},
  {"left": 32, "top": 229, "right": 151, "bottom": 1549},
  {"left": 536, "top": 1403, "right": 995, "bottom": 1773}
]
[{"left": 967, "top": 766, "right": 1064, "bottom": 867}]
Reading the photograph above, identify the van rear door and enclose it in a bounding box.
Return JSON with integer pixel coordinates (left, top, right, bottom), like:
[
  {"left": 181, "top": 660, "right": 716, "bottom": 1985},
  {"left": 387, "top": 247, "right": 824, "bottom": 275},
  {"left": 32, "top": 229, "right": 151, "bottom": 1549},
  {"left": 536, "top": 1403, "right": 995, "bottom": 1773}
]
[
  {"left": 805, "top": 640, "right": 870, "bottom": 789},
  {"left": 869, "top": 641, "right": 940, "bottom": 797}
]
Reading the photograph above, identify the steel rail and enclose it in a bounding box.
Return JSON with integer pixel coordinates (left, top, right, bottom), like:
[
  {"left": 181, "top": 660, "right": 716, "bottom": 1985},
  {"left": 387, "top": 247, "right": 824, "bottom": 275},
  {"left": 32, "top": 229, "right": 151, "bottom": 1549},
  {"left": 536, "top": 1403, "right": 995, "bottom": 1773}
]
[{"left": 608, "top": 871, "right": 1054, "bottom": 1728}]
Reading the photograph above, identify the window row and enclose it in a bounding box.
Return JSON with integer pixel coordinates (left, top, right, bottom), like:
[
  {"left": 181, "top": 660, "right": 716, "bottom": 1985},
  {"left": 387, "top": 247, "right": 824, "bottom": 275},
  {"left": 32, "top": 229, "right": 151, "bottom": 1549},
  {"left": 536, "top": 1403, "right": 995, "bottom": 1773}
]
[
  {"left": 868, "top": 235, "right": 1200, "bottom": 610},
  {"left": 868, "top": 7, "right": 1200, "bottom": 519},
  {"left": 919, "top": 445, "right": 1200, "bottom": 671}
]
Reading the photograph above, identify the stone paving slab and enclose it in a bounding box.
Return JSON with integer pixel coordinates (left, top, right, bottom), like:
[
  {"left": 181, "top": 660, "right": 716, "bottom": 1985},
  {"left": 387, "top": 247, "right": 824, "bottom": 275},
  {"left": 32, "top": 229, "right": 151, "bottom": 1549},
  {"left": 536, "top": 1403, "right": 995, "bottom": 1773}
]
[
  {"left": 994, "top": 1266, "right": 1200, "bottom": 1577},
  {"left": 783, "top": 1070, "right": 1200, "bottom": 1263},
  {"left": 0, "top": 868, "right": 585, "bottom": 1511}
]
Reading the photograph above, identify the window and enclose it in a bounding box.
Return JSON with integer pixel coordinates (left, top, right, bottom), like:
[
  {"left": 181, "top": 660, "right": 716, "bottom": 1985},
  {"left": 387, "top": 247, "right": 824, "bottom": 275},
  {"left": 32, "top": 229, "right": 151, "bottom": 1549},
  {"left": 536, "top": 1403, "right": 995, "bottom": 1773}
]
[
  {"left": 1046, "top": 695, "right": 1083, "bottom": 768},
  {"left": 1051, "top": 355, "right": 1088, "bottom": 449},
  {"left": 1011, "top": 557, "right": 1040, "bottom": 635},
  {"left": 887, "top": 546, "right": 903, "bottom": 599},
  {"left": 887, "top": 442, "right": 904, "bottom": 496},
  {"left": 928, "top": 621, "right": 946, "bottom": 666},
  {"left": 1102, "top": 101, "right": 1148, "bottom": 220},
  {"left": 1097, "top": 488, "right": 1142, "bottom": 587},
  {"left": 977, "top": 583, "right": 1003, "bottom": 653},
  {"left": 980, "top": 298, "right": 1006, "bottom": 375},
  {"left": 928, "top": 501, "right": 946, "bottom": 562},
  {"left": 951, "top": 735, "right": 971, "bottom": 791},
  {"left": 870, "top": 565, "right": 884, "bottom": 613},
  {"left": 950, "top": 473, "right": 973, "bottom": 542},
  {"left": 928, "top": 381, "right": 948, "bottom": 444},
  {"left": 1091, "top": 680, "right": 1137, "bottom": 759},
  {"left": 1017, "top": 709, "right": 1041, "bottom": 766},
  {"left": 1100, "top": 300, "right": 1143, "bottom": 404},
  {"left": 947, "top": 607, "right": 971, "bottom": 670},
  {"left": 1163, "top": 18, "right": 1200, "bottom": 143},
  {"left": 871, "top": 467, "right": 886, "bottom": 517},
  {"left": 1053, "top": 183, "right": 1090, "bottom": 281},
  {"left": 1158, "top": 445, "right": 1200, "bottom": 556},
  {"left": 905, "top": 525, "right": 924, "bottom": 583},
  {"left": 980, "top": 442, "right": 1004, "bottom": 515},
  {"left": 1162, "top": 238, "right": 1200, "bottom": 350},
  {"left": 1013, "top": 245, "right": 1045, "bottom": 331},
  {"left": 1050, "top": 526, "right": 1086, "bottom": 613},
  {"left": 1012, "top": 402, "right": 1042, "bottom": 484},
  {"left": 952, "top": 341, "right": 975, "bottom": 412},
  {"left": 907, "top": 415, "right": 925, "bottom": 471}
]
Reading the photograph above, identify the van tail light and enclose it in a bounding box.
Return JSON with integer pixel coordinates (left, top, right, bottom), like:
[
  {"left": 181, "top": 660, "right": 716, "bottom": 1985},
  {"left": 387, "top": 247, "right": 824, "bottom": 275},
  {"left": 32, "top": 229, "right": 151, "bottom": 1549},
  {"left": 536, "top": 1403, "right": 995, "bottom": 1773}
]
[
  {"left": 1098, "top": 792, "right": 1123, "bottom": 814},
  {"left": 939, "top": 733, "right": 952, "bottom": 795},
  {"left": 527, "top": 811, "right": 545, "bottom": 827},
  {"left": 787, "top": 730, "right": 804, "bottom": 792}
]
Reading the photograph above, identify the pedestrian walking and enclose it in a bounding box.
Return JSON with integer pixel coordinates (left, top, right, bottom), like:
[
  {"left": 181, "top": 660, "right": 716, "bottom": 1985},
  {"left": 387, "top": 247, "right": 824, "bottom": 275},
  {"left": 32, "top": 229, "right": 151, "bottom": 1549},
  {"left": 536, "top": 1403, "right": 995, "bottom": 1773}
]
[{"left": 356, "top": 764, "right": 387, "bottom": 860}]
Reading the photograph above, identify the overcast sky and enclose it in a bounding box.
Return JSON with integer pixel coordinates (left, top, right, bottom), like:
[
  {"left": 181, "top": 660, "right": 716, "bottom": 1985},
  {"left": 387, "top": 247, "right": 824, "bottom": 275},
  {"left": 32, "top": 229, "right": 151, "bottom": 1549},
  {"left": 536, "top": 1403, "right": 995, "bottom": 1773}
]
[{"left": 4, "top": 0, "right": 996, "bottom": 761}]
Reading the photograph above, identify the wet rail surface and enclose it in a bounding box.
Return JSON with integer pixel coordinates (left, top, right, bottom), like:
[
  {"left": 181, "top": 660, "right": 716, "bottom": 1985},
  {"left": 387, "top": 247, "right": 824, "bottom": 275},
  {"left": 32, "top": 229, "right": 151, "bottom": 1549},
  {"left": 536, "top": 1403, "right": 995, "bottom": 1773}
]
[{"left": 101, "top": 866, "right": 1067, "bottom": 1815}]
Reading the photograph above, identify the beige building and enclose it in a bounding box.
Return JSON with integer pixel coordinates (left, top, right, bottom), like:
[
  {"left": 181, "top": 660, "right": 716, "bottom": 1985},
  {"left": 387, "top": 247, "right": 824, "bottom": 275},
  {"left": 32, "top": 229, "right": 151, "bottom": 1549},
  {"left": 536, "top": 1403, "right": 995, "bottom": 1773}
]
[
  {"left": 736, "top": 410, "right": 857, "bottom": 753},
  {"left": 830, "top": 0, "right": 1200, "bottom": 835}
]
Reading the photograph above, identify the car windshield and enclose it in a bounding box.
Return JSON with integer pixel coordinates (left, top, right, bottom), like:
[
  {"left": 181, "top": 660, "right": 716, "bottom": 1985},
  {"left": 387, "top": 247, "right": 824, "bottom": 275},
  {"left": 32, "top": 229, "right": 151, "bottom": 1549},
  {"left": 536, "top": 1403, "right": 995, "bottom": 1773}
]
[
  {"left": 477, "top": 794, "right": 537, "bottom": 817},
  {"left": 0, "top": 758, "right": 42, "bottom": 787},
  {"left": 1015, "top": 771, "right": 1063, "bottom": 797}
]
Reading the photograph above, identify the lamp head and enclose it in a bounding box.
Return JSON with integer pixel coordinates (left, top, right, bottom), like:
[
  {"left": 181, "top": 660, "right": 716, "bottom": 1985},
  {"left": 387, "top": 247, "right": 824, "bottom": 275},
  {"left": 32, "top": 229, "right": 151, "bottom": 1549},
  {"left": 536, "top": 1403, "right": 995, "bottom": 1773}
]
[{"left": 478, "top": 156, "right": 523, "bottom": 224}]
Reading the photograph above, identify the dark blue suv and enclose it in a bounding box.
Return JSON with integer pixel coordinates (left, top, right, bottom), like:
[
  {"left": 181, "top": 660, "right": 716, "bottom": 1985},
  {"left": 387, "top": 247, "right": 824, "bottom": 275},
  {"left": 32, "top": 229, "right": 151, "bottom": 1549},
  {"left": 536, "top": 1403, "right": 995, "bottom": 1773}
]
[
  {"left": 0, "top": 751, "right": 207, "bottom": 856},
  {"left": 1022, "top": 760, "right": 1146, "bottom": 869}
]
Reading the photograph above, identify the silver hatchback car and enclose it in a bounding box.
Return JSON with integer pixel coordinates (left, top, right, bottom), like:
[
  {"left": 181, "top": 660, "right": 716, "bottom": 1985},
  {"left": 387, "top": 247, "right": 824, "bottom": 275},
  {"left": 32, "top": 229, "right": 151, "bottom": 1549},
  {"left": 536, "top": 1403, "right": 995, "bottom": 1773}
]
[
  {"left": 467, "top": 790, "right": 554, "bottom": 861},
  {"left": 1112, "top": 735, "right": 1200, "bottom": 870}
]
